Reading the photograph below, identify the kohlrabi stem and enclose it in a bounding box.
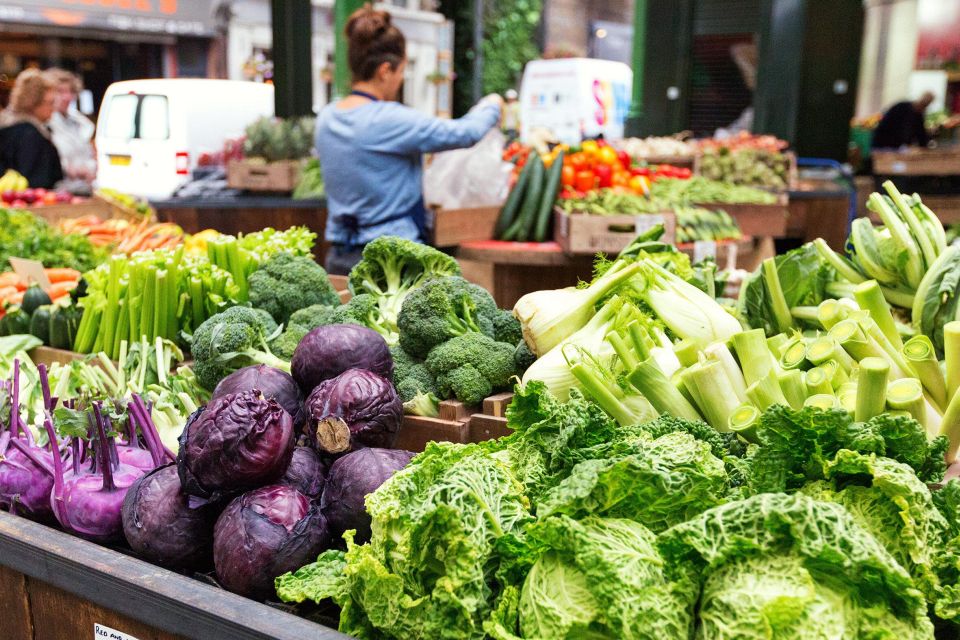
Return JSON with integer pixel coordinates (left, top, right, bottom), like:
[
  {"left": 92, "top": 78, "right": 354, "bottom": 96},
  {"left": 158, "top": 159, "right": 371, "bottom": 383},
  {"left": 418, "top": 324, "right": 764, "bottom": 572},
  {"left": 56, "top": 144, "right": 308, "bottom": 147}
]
[
  {"left": 762, "top": 258, "right": 793, "bottom": 334},
  {"left": 855, "top": 357, "right": 889, "bottom": 422},
  {"left": 92, "top": 404, "right": 115, "bottom": 493},
  {"left": 42, "top": 416, "right": 67, "bottom": 523},
  {"left": 946, "top": 321, "right": 960, "bottom": 401},
  {"left": 902, "top": 335, "right": 947, "bottom": 411},
  {"left": 886, "top": 378, "right": 925, "bottom": 428},
  {"left": 853, "top": 280, "right": 903, "bottom": 350}
]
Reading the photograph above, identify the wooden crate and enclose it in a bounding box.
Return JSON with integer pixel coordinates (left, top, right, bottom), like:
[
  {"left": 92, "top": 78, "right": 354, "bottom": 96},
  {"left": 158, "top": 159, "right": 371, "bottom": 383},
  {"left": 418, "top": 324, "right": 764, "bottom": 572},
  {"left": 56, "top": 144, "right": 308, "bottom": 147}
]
[
  {"left": 327, "top": 274, "right": 352, "bottom": 304},
  {"left": 429, "top": 206, "right": 501, "bottom": 247},
  {"left": 676, "top": 236, "right": 758, "bottom": 270},
  {"left": 28, "top": 346, "right": 92, "bottom": 368},
  {"left": 395, "top": 392, "right": 516, "bottom": 451},
  {"left": 697, "top": 196, "right": 790, "bottom": 238},
  {"left": 227, "top": 159, "right": 302, "bottom": 192},
  {"left": 28, "top": 198, "right": 112, "bottom": 224},
  {"left": 554, "top": 208, "right": 676, "bottom": 255},
  {"left": 873, "top": 149, "right": 960, "bottom": 176}
]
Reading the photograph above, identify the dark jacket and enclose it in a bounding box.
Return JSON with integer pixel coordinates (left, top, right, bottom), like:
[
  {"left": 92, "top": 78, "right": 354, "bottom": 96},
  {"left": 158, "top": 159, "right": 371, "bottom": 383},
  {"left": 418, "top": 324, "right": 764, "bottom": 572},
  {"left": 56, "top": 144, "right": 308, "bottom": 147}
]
[
  {"left": 0, "top": 121, "right": 64, "bottom": 189},
  {"left": 872, "top": 101, "right": 928, "bottom": 149}
]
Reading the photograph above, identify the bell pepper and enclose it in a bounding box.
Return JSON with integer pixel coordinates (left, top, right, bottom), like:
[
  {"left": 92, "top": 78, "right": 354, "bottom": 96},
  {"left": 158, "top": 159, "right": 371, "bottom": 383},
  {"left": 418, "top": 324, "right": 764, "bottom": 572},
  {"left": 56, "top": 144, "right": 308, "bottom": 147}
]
[
  {"left": 561, "top": 165, "right": 575, "bottom": 187},
  {"left": 575, "top": 169, "right": 596, "bottom": 192},
  {"left": 594, "top": 164, "right": 613, "bottom": 188},
  {"left": 616, "top": 150, "right": 631, "bottom": 170}
]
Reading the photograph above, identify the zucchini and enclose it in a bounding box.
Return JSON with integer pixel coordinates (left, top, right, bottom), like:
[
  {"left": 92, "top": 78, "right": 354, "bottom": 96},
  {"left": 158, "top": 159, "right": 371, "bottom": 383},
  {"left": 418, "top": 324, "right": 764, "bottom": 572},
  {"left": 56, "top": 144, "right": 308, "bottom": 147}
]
[
  {"left": 494, "top": 157, "right": 535, "bottom": 239},
  {"left": 29, "top": 305, "right": 53, "bottom": 345},
  {"left": 22, "top": 285, "right": 52, "bottom": 316},
  {"left": 49, "top": 305, "right": 82, "bottom": 350},
  {"left": 1, "top": 306, "right": 30, "bottom": 336},
  {"left": 502, "top": 154, "right": 545, "bottom": 242},
  {"left": 532, "top": 150, "right": 565, "bottom": 242}
]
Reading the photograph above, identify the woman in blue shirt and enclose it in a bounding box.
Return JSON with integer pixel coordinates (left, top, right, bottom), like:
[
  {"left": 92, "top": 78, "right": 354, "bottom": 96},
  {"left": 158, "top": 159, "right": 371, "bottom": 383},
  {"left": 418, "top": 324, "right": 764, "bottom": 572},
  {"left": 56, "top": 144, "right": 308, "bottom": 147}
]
[{"left": 317, "top": 7, "right": 503, "bottom": 274}]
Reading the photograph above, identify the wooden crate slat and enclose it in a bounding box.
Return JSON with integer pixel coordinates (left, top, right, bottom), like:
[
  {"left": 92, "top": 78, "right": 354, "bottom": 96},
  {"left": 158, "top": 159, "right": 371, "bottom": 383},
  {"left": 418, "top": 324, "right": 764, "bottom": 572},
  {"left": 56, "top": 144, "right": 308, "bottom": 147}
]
[
  {"left": 468, "top": 414, "right": 511, "bottom": 443},
  {"left": 429, "top": 206, "right": 501, "bottom": 247},
  {"left": 555, "top": 209, "right": 677, "bottom": 255},
  {"left": 482, "top": 392, "right": 514, "bottom": 418},
  {"left": 396, "top": 416, "right": 469, "bottom": 451}
]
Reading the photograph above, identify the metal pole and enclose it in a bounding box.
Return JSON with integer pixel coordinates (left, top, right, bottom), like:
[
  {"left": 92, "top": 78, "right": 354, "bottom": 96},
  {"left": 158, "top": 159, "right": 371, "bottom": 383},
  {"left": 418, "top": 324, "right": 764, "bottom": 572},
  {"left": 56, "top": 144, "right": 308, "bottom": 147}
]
[
  {"left": 334, "top": 0, "right": 365, "bottom": 99},
  {"left": 624, "top": 0, "right": 648, "bottom": 136},
  {"left": 472, "top": 0, "right": 484, "bottom": 104},
  {"left": 271, "top": 0, "right": 313, "bottom": 117}
]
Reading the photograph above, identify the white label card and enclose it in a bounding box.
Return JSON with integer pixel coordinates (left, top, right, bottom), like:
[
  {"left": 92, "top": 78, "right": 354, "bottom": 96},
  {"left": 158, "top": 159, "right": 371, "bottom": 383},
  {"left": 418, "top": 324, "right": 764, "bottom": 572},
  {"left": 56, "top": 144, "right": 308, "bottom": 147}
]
[
  {"left": 693, "top": 240, "right": 717, "bottom": 262},
  {"left": 634, "top": 214, "right": 664, "bottom": 236},
  {"left": 95, "top": 624, "right": 141, "bottom": 640},
  {"left": 9, "top": 257, "right": 51, "bottom": 290}
]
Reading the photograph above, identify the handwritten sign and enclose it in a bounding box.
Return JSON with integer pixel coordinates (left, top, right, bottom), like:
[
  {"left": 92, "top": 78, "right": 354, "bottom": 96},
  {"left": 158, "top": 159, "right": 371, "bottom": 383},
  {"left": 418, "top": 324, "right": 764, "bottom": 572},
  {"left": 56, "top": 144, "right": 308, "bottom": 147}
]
[
  {"left": 95, "top": 624, "right": 141, "bottom": 640},
  {"left": 9, "top": 257, "right": 51, "bottom": 290}
]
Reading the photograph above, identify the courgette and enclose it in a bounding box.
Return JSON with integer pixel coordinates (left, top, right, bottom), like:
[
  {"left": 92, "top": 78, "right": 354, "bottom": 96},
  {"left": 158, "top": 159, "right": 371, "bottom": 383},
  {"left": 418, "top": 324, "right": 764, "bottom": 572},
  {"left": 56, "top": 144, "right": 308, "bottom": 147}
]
[
  {"left": 532, "top": 150, "right": 565, "bottom": 242},
  {"left": 502, "top": 154, "right": 545, "bottom": 242},
  {"left": 494, "top": 157, "right": 535, "bottom": 239},
  {"left": 1, "top": 306, "right": 30, "bottom": 336},
  {"left": 49, "top": 305, "right": 82, "bottom": 350},
  {"left": 22, "top": 286, "right": 52, "bottom": 316},
  {"left": 29, "top": 305, "right": 53, "bottom": 345}
]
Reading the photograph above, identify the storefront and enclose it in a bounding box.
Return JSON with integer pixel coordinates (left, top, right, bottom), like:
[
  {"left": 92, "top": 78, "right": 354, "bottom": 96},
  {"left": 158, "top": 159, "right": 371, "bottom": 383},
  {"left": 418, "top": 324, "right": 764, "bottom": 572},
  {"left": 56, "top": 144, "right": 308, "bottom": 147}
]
[{"left": 0, "top": 0, "right": 222, "bottom": 114}]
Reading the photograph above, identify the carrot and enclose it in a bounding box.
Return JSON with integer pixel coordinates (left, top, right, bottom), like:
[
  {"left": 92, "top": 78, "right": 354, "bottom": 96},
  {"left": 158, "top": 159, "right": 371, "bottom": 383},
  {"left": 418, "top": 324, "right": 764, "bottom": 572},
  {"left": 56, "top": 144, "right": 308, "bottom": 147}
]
[
  {"left": 0, "top": 272, "right": 23, "bottom": 288},
  {"left": 7, "top": 292, "right": 23, "bottom": 305},
  {"left": 44, "top": 268, "right": 81, "bottom": 283},
  {"left": 47, "top": 281, "right": 78, "bottom": 300},
  {"left": 0, "top": 286, "right": 19, "bottom": 302}
]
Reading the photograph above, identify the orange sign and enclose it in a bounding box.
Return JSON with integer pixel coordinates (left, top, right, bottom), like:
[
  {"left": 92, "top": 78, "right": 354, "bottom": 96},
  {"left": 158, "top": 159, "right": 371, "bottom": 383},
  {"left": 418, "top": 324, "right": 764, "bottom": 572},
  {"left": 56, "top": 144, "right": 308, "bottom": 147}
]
[{"left": 0, "top": 0, "right": 214, "bottom": 35}]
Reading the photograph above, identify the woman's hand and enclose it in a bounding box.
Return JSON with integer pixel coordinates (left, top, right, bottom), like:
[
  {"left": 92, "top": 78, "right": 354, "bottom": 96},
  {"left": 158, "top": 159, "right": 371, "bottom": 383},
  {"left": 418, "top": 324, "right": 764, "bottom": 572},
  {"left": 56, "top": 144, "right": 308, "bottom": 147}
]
[{"left": 480, "top": 93, "right": 504, "bottom": 109}]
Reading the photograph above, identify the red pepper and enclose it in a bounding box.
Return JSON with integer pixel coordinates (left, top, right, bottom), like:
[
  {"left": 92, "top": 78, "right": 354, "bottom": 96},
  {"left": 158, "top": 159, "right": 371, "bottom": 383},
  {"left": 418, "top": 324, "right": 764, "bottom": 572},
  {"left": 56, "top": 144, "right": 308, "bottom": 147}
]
[
  {"left": 616, "top": 150, "right": 631, "bottom": 170},
  {"left": 630, "top": 166, "right": 651, "bottom": 177},
  {"left": 575, "top": 170, "right": 596, "bottom": 192},
  {"left": 594, "top": 164, "right": 613, "bottom": 188}
]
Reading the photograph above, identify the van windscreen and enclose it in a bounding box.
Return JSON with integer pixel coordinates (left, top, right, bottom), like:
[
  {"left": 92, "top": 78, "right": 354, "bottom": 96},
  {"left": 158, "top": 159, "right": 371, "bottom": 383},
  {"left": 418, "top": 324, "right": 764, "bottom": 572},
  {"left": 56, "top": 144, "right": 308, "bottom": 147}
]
[{"left": 103, "top": 93, "right": 169, "bottom": 140}]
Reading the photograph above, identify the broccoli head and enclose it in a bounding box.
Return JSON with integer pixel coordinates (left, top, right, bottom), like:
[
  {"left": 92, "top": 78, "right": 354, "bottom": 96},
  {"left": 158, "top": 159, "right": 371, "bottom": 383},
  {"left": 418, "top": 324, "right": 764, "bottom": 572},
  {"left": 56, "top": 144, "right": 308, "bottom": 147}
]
[
  {"left": 248, "top": 252, "right": 340, "bottom": 325},
  {"left": 424, "top": 332, "right": 516, "bottom": 405},
  {"left": 347, "top": 236, "right": 461, "bottom": 333},
  {"left": 270, "top": 324, "right": 308, "bottom": 360},
  {"left": 493, "top": 309, "right": 523, "bottom": 346},
  {"left": 191, "top": 305, "right": 290, "bottom": 390},
  {"left": 397, "top": 276, "right": 499, "bottom": 359},
  {"left": 390, "top": 344, "right": 440, "bottom": 415},
  {"left": 330, "top": 293, "right": 395, "bottom": 342},
  {"left": 288, "top": 304, "right": 342, "bottom": 331}
]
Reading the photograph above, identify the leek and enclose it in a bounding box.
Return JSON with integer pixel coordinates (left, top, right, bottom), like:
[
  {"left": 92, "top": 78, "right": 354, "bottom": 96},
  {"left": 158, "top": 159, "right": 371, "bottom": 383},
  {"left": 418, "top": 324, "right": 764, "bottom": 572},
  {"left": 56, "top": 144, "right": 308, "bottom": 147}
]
[
  {"left": 886, "top": 378, "right": 925, "bottom": 428},
  {"left": 746, "top": 369, "right": 788, "bottom": 410},
  {"left": 947, "top": 321, "right": 960, "bottom": 401},
  {"left": 673, "top": 339, "right": 699, "bottom": 368},
  {"left": 819, "top": 359, "right": 849, "bottom": 389},
  {"left": 853, "top": 280, "right": 903, "bottom": 350},
  {"left": 766, "top": 333, "right": 789, "bottom": 358},
  {"left": 940, "top": 387, "right": 960, "bottom": 462},
  {"left": 779, "top": 335, "right": 809, "bottom": 371},
  {"left": 762, "top": 257, "right": 794, "bottom": 334},
  {"left": 805, "top": 337, "right": 855, "bottom": 372},
  {"left": 829, "top": 319, "right": 884, "bottom": 362},
  {"left": 682, "top": 361, "right": 741, "bottom": 432},
  {"left": 804, "top": 367, "right": 834, "bottom": 396},
  {"left": 628, "top": 358, "right": 702, "bottom": 422},
  {"left": 805, "top": 394, "right": 840, "bottom": 410},
  {"left": 704, "top": 342, "right": 748, "bottom": 403},
  {"left": 817, "top": 299, "right": 850, "bottom": 330},
  {"left": 732, "top": 329, "right": 776, "bottom": 386},
  {"left": 777, "top": 370, "right": 807, "bottom": 410},
  {"left": 728, "top": 403, "right": 761, "bottom": 443},
  {"left": 902, "top": 334, "right": 947, "bottom": 410},
  {"left": 838, "top": 384, "right": 858, "bottom": 413},
  {"left": 855, "top": 357, "right": 889, "bottom": 422}
]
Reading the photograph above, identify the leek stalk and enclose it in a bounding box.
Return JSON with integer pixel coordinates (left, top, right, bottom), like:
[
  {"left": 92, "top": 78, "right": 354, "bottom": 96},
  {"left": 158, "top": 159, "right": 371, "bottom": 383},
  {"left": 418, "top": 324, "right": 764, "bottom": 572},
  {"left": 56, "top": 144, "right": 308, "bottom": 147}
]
[
  {"left": 779, "top": 336, "right": 809, "bottom": 371},
  {"left": 805, "top": 337, "right": 855, "bottom": 372},
  {"left": 628, "top": 359, "right": 702, "bottom": 421},
  {"left": 886, "top": 377, "right": 925, "bottom": 428},
  {"left": 902, "top": 334, "right": 948, "bottom": 410},
  {"left": 853, "top": 280, "right": 903, "bottom": 350},
  {"left": 855, "top": 357, "right": 889, "bottom": 422},
  {"left": 946, "top": 321, "right": 960, "bottom": 401},
  {"left": 805, "top": 394, "right": 839, "bottom": 410},
  {"left": 817, "top": 299, "right": 849, "bottom": 330},
  {"left": 683, "top": 361, "right": 741, "bottom": 432},
  {"left": 804, "top": 367, "right": 834, "bottom": 396},
  {"left": 746, "top": 369, "right": 788, "bottom": 410},
  {"left": 732, "top": 329, "right": 776, "bottom": 386},
  {"left": 728, "top": 403, "right": 761, "bottom": 443},
  {"left": 938, "top": 387, "right": 960, "bottom": 462},
  {"left": 777, "top": 370, "right": 807, "bottom": 410},
  {"left": 704, "top": 342, "right": 748, "bottom": 403}
]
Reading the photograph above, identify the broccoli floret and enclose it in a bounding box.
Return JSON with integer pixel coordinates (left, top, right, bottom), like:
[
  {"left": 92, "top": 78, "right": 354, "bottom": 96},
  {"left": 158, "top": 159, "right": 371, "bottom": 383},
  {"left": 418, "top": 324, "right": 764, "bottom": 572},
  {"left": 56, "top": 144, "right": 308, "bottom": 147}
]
[
  {"left": 270, "top": 324, "right": 308, "bottom": 360},
  {"left": 493, "top": 309, "right": 523, "bottom": 345},
  {"left": 425, "top": 332, "right": 516, "bottom": 405},
  {"left": 514, "top": 340, "right": 536, "bottom": 374},
  {"left": 288, "top": 304, "right": 342, "bottom": 331},
  {"left": 329, "top": 293, "right": 394, "bottom": 342},
  {"left": 191, "top": 305, "right": 290, "bottom": 390},
  {"left": 397, "top": 276, "right": 498, "bottom": 358},
  {"left": 348, "top": 236, "right": 461, "bottom": 335},
  {"left": 251, "top": 307, "right": 279, "bottom": 337},
  {"left": 390, "top": 344, "right": 440, "bottom": 409},
  {"left": 248, "top": 252, "right": 340, "bottom": 324}
]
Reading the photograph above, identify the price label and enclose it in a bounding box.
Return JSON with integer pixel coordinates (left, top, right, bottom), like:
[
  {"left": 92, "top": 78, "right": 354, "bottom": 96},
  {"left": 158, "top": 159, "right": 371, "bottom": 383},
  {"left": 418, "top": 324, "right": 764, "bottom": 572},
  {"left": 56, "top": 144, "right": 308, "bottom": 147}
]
[
  {"left": 9, "top": 257, "right": 50, "bottom": 290},
  {"left": 634, "top": 214, "right": 665, "bottom": 236},
  {"left": 693, "top": 240, "right": 717, "bottom": 262},
  {"left": 891, "top": 161, "right": 907, "bottom": 174},
  {"left": 94, "top": 624, "right": 141, "bottom": 640}
]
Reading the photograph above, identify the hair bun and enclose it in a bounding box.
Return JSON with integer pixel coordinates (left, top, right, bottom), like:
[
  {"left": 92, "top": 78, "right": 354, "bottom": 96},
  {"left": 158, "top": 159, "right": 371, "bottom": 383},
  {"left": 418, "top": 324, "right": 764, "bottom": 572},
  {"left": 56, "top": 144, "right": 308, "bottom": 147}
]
[{"left": 346, "top": 8, "right": 391, "bottom": 40}]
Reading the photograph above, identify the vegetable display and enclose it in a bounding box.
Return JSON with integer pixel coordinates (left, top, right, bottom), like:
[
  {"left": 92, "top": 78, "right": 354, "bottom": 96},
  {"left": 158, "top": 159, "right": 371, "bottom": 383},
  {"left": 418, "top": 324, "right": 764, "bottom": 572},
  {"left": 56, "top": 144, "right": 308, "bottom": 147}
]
[{"left": 698, "top": 148, "right": 792, "bottom": 189}]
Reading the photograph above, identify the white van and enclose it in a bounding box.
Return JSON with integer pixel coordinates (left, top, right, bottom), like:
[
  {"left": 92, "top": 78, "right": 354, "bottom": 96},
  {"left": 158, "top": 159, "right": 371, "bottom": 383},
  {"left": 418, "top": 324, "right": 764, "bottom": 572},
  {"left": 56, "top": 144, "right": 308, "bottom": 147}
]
[{"left": 95, "top": 79, "right": 275, "bottom": 200}]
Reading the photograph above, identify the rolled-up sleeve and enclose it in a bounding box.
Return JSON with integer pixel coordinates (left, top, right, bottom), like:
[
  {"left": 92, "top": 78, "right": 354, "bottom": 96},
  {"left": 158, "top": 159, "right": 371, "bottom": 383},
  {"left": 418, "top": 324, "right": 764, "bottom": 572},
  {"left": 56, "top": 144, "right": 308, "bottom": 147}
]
[{"left": 369, "top": 102, "right": 501, "bottom": 155}]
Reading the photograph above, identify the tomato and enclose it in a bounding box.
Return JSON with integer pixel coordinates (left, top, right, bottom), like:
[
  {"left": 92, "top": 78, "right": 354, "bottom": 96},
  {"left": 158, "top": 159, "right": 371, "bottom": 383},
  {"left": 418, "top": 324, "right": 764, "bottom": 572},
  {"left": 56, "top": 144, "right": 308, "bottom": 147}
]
[
  {"left": 581, "top": 139, "right": 599, "bottom": 159},
  {"left": 575, "top": 169, "right": 596, "bottom": 192},
  {"left": 631, "top": 166, "right": 651, "bottom": 177},
  {"left": 594, "top": 164, "right": 613, "bottom": 188},
  {"left": 676, "top": 167, "right": 692, "bottom": 179},
  {"left": 616, "top": 150, "right": 631, "bottom": 170},
  {"left": 629, "top": 175, "right": 650, "bottom": 194},
  {"left": 597, "top": 146, "right": 619, "bottom": 167},
  {"left": 568, "top": 152, "right": 588, "bottom": 171},
  {"left": 561, "top": 165, "right": 576, "bottom": 187},
  {"left": 596, "top": 138, "right": 607, "bottom": 147},
  {"left": 655, "top": 165, "right": 675, "bottom": 178},
  {"left": 611, "top": 171, "right": 630, "bottom": 188}
]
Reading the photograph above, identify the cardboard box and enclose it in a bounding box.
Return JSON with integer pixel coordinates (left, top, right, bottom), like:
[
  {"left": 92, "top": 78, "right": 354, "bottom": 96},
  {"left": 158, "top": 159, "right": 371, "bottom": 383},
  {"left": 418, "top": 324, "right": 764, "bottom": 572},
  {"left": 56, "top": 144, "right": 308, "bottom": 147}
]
[
  {"left": 554, "top": 208, "right": 676, "bottom": 255},
  {"left": 227, "top": 159, "right": 302, "bottom": 192},
  {"left": 428, "top": 205, "right": 501, "bottom": 247}
]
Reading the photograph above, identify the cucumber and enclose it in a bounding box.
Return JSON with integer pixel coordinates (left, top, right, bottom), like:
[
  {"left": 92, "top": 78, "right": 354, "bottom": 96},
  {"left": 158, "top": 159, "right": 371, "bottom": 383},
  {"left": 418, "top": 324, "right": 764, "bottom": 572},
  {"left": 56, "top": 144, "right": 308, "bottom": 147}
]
[
  {"left": 494, "top": 157, "right": 535, "bottom": 239},
  {"left": 502, "top": 154, "right": 545, "bottom": 242},
  {"left": 532, "top": 151, "right": 565, "bottom": 242}
]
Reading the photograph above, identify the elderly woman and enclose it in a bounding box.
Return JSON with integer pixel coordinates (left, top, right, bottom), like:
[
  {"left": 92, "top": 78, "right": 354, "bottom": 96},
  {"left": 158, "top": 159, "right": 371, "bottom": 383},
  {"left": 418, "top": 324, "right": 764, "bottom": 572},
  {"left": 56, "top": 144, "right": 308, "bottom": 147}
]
[
  {"left": 0, "top": 69, "right": 63, "bottom": 189},
  {"left": 46, "top": 68, "right": 96, "bottom": 183}
]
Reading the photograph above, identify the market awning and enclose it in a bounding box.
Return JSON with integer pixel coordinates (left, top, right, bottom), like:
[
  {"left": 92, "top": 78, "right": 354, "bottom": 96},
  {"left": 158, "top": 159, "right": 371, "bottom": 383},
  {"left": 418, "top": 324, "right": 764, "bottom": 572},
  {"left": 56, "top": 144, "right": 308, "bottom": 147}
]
[{"left": 0, "top": 0, "right": 219, "bottom": 37}]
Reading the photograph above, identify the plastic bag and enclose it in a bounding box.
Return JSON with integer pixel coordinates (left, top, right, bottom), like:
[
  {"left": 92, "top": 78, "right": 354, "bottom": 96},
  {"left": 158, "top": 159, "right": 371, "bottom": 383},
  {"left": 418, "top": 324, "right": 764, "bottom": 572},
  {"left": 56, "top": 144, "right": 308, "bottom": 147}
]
[{"left": 423, "top": 128, "right": 512, "bottom": 210}]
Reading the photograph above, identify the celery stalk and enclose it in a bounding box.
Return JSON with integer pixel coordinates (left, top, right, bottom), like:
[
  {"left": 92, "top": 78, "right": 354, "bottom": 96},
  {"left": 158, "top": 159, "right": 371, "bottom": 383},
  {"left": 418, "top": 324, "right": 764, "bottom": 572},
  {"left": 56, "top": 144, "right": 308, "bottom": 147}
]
[
  {"left": 140, "top": 268, "right": 156, "bottom": 341},
  {"left": 628, "top": 359, "right": 702, "bottom": 422},
  {"left": 746, "top": 369, "right": 788, "bottom": 410},
  {"left": 946, "top": 321, "right": 960, "bottom": 401},
  {"left": 704, "top": 342, "right": 748, "bottom": 403},
  {"left": 855, "top": 357, "right": 889, "bottom": 422},
  {"left": 886, "top": 377, "right": 925, "bottom": 428},
  {"left": 112, "top": 300, "right": 128, "bottom": 360},
  {"left": 762, "top": 258, "right": 793, "bottom": 334},
  {"left": 805, "top": 394, "right": 840, "bottom": 410},
  {"left": 777, "top": 370, "right": 807, "bottom": 410},
  {"left": 902, "top": 334, "right": 948, "bottom": 411},
  {"left": 732, "top": 329, "right": 775, "bottom": 386},
  {"left": 728, "top": 403, "right": 761, "bottom": 443},
  {"left": 804, "top": 367, "right": 834, "bottom": 396},
  {"left": 853, "top": 280, "right": 903, "bottom": 350},
  {"left": 154, "top": 270, "right": 168, "bottom": 342}
]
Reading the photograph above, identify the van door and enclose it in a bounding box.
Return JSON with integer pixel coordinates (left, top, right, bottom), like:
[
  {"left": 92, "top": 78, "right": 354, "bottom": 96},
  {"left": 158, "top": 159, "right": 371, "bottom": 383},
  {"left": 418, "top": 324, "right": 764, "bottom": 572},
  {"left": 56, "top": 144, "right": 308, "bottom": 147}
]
[{"left": 97, "top": 92, "right": 180, "bottom": 200}]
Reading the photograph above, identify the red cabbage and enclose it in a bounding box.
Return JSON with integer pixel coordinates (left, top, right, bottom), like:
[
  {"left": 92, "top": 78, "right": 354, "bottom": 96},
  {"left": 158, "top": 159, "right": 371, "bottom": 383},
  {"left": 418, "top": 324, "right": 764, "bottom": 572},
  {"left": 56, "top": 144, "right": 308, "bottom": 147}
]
[
  {"left": 304, "top": 369, "right": 402, "bottom": 454},
  {"left": 291, "top": 324, "right": 393, "bottom": 394},
  {"left": 177, "top": 391, "right": 295, "bottom": 504},
  {"left": 280, "top": 446, "right": 327, "bottom": 500},
  {"left": 122, "top": 464, "right": 218, "bottom": 570},
  {"left": 213, "top": 484, "right": 329, "bottom": 598},
  {"left": 212, "top": 365, "right": 305, "bottom": 428},
  {"left": 321, "top": 447, "right": 414, "bottom": 544}
]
